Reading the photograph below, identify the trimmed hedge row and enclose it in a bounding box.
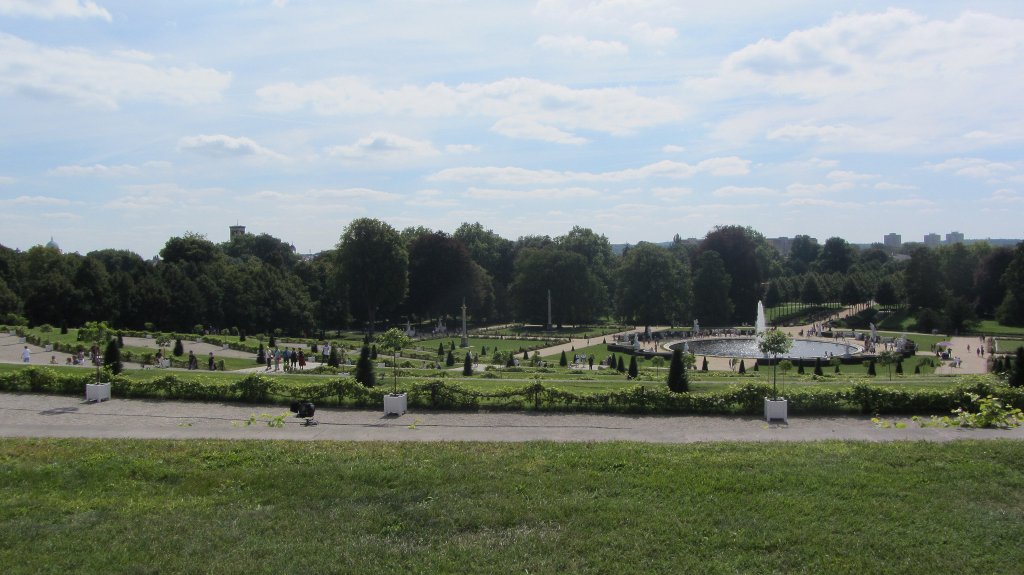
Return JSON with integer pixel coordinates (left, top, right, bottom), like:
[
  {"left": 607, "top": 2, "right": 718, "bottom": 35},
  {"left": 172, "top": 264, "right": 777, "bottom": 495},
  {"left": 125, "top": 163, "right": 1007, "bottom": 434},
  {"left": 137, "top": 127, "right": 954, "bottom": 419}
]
[{"left": 1, "top": 368, "right": 1020, "bottom": 416}]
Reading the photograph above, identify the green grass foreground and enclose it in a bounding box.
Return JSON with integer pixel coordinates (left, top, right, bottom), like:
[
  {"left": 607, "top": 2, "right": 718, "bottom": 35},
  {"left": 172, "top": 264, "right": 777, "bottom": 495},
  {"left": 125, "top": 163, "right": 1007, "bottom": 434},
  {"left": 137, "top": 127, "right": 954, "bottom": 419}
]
[{"left": 1, "top": 439, "right": 1022, "bottom": 574}]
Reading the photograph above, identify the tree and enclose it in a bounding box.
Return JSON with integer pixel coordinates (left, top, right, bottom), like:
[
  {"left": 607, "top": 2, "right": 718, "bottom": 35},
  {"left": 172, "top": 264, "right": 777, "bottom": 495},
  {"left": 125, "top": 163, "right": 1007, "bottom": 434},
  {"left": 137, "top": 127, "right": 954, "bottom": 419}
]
[
  {"left": 877, "top": 350, "right": 899, "bottom": 381},
  {"left": 406, "top": 231, "right": 493, "bottom": 321},
  {"left": 997, "top": 243, "right": 1024, "bottom": 325},
  {"left": 560, "top": 350, "right": 568, "bottom": 367},
  {"left": 256, "top": 343, "right": 265, "bottom": 364},
  {"left": 974, "top": 247, "right": 1013, "bottom": 317},
  {"left": 617, "top": 356, "right": 625, "bottom": 373},
  {"left": 840, "top": 277, "right": 863, "bottom": 307},
  {"left": 815, "top": 237, "right": 856, "bottom": 274},
  {"left": 738, "top": 359, "right": 746, "bottom": 374},
  {"left": 800, "top": 274, "right": 825, "bottom": 305},
  {"left": 510, "top": 247, "right": 604, "bottom": 325},
  {"left": 701, "top": 356, "right": 708, "bottom": 372},
  {"left": 696, "top": 226, "right": 767, "bottom": 323},
  {"left": 787, "top": 235, "right": 820, "bottom": 275},
  {"left": 173, "top": 338, "right": 184, "bottom": 357},
  {"left": 376, "top": 328, "right": 411, "bottom": 394},
  {"left": 438, "top": 342, "right": 445, "bottom": 359},
  {"left": 627, "top": 356, "right": 638, "bottom": 379},
  {"left": 692, "top": 250, "right": 733, "bottom": 325},
  {"left": 354, "top": 345, "right": 376, "bottom": 388},
  {"left": 758, "top": 330, "right": 793, "bottom": 399},
  {"left": 1010, "top": 347, "right": 1024, "bottom": 388},
  {"left": 446, "top": 350, "right": 455, "bottom": 366},
  {"left": 904, "top": 247, "right": 946, "bottom": 311},
  {"left": 813, "top": 357, "right": 823, "bottom": 376},
  {"left": 615, "top": 242, "right": 690, "bottom": 325},
  {"left": 874, "top": 278, "right": 900, "bottom": 308},
  {"left": 337, "top": 218, "right": 408, "bottom": 334},
  {"left": 328, "top": 345, "right": 340, "bottom": 368},
  {"left": 667, "top": 348, "right": 689, "bottom": 392},
  {"left": 463, "top": 352, "right": 473, "bottom": 376},
  {"left": 867, "top": 359, "right": 877, "bottom": 376},
  {"left": 103, "top": 338, "right": 122, "bottom": 375}
]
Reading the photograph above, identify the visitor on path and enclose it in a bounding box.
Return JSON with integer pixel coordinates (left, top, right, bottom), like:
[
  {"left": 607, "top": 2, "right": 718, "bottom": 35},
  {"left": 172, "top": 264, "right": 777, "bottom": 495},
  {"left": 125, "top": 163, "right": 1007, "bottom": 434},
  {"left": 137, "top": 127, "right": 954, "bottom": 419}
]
[
  {"left": 274, "top": 349, "right": 281, "bottom": 371},
  {"left": 187, "top": 350, "right": 198, "bottom": 370},
  {"left": 298, "top": 350, "right": 305, "bottom": 370},
  {"left": 208, "top": 351, "right": 215, "bottom": 371},
  {"left": 21, "top": 346, "right": 30, "bottom": 363},
  {"left": 265, "top": 352, "right": 272, "bottom": 371}
]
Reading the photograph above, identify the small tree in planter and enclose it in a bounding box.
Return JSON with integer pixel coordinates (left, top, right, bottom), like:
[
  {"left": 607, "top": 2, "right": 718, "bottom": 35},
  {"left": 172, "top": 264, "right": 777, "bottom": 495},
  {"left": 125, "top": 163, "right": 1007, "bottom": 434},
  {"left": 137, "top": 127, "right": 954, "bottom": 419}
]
[
  {"left": 377, "top": 328, "right": 411, "bottom": 395},
  {"left": 757, "top": 329, "right": 793, "bottom": 401}
]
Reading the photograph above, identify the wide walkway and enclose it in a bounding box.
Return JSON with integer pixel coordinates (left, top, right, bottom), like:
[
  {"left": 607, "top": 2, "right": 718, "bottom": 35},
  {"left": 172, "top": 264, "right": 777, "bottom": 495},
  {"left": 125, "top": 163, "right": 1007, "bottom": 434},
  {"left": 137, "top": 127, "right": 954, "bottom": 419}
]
[{"left": 1, "top": 392, "right": 1020, "bottom": 444}]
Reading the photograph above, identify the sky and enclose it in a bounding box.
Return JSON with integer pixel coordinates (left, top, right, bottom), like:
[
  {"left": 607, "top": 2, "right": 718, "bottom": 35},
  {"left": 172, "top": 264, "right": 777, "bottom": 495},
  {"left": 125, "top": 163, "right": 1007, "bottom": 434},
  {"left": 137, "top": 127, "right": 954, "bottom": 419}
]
[{"left": 1, "top": 0, "right": 1022, "bottom": 258}]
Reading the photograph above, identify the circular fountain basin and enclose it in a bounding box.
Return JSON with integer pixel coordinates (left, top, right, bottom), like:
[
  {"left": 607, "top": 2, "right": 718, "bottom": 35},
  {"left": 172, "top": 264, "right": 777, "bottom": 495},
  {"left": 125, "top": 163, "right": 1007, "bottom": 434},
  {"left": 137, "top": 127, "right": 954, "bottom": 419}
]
[{"left": 667, "top": 337, "right": 860, "bottom": 359}]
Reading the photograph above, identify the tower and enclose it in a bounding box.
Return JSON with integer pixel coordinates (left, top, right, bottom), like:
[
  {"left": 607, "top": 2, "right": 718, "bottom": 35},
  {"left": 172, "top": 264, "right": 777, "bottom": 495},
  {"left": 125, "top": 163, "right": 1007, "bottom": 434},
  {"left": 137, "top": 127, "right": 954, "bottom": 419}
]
[{"left": 229, "top": 224, "right": 246, "bottom": 240}]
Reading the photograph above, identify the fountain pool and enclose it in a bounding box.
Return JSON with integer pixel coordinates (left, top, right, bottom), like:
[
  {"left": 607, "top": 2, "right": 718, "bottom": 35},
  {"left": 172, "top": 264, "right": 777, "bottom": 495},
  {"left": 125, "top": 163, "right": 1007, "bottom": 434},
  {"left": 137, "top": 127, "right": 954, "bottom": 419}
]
[{"left": 667, "top": 337, "right": 860, "bottom": 359}]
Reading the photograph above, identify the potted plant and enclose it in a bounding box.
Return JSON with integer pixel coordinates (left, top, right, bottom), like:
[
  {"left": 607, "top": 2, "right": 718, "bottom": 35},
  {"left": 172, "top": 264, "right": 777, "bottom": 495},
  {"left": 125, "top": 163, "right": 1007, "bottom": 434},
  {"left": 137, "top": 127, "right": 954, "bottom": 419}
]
[
  {"left": 86, "top": 366, "right": 111, "bottom": 402},
  {"left": 758, "top": 329, "right": 793, "bottom": 423},
  {"left": 377, "top": 328, "right": 411, "bottom": 415}
]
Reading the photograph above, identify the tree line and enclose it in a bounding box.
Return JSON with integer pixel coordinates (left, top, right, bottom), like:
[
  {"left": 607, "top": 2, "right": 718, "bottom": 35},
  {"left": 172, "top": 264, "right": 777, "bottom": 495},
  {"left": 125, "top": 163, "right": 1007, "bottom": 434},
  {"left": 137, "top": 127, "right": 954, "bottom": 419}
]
[{"left": 1, "top": 221, "right": 1022, "bottom": 334}]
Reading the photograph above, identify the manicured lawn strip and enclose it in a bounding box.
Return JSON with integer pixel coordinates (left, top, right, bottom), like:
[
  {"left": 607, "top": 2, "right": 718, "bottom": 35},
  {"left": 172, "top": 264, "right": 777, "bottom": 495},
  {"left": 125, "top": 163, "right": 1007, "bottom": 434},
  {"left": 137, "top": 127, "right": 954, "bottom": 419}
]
[
  {"left": 0, "top": 439, "right": 1021, "bottom": 574},
  {"left": 973, "top": 320, "right": 1024, "bottom": 336},
  {"left": 995, "top": 338, "right": 1024, "bottom": 354}
]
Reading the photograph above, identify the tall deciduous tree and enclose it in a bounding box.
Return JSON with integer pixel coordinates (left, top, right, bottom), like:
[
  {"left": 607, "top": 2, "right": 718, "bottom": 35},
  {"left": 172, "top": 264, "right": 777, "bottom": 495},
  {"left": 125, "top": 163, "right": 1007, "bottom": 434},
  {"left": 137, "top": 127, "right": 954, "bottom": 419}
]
[
  {"left": 510, "top": 247, "right": 603, "bottom": 325},
  {"left": 815, "top": 237, "right": 856, "bottom": 274},
  {"left": 406, "top": 231, "right": 493, "bottom": 321},
  {"left": 337, "top": 218, "right": 408, "bottom": 333},
  {"left": 697, "top": 226, "right": 768, "bottom": 323},
  {"left": 904, "top": 247, "right": 946, "bottom": 311},
  {"left": 615, "top": 242, "right": 690, "bottom": 325},
  {"left": 692, "top": 250, "right": 733, "bottom": 325}
]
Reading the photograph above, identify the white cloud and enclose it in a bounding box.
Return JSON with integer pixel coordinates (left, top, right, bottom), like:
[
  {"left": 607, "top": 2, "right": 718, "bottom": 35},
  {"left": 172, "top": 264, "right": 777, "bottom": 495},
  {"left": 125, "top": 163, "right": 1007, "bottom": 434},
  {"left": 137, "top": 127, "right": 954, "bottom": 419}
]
[
  {"left": 827, "top": 170, "right": 878, "bottom": 182},
  {"left": 0, "top": 195, "right": 71, "bottom": 206},
  {"left": 0, "top": 33, "right": 230, "bottom": 109},
  {"left": 712, "top": 186, "right": 776, "bottom": 198},
  {"left": 925, "top": 157, "right": 1016, "bottom": 179},
  {"left": 327, "top": 132, "right": 439, "bottom": 161},
  {"left": 464, "top": 186, "right": 599, "bottom": 200},
  {"left": 0, "top": 176, "right": 14, "bottom": 185},
  {"left": 874, "top": 182, "right": 917, "bottom": 191},
  {"left": 628, "top": 22, "right": 676, "bottom": 47},
  {"left": 785, "top": 182, "right": 854, "bottom": 197},
  {"left": 535, "top": 34, "right": 628, "bottom": 56},
  {"left": 257, "top": 76, "right": 682, "bottom": 143},
  {"left": 651, "top": 187, "right": 691, "bottom": 198},
  {"left": 430, "top": 157, "right": 748, "bottom": 185},
  {"left": 987, "top": 189, "right": 1024, "bottom": 204},
  {"left": 178, "top": 134, "right": 287, "bottom": 161},
  {"left": 783, "top": 198, "right": 860, "bottom": 209},
  {"left": 661, "top": 145, "right": 685, "bottom": 153},
  {"left": 876, "top": 198, "right": 936, "bottom": 208},
  {"left": 0, "top": 0, "right": 111, "bottom": 21},
  {"left": 250, "top": 187, "right": 400, "bottom": 204},
  {"left": 444, "top": 144, "right": 479, "bottom": 154},
  {"left": 702, "top": 10, "right": 1024, "bottom": 151},
  {"left": 50, "top": 163, "right": 139, "bottom": 177},
  {"left": 108, "top": 183, "right": 224, "bottom": 211}
]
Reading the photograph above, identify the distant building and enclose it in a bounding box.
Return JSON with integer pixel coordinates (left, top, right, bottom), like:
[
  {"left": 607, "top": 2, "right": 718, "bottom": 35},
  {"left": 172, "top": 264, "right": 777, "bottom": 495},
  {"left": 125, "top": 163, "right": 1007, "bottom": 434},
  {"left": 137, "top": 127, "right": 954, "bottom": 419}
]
[
  {"left": 766, "top": 237, "right": 793, "bottom": 257},
  {"left": 923, "top": 233, "right": 941, "bottom": 247},
  {"left": 883, "top": 233, "right": 901, "bottom": 249},
  {"left": 45, "top": 236, "right": 60, "bottom": 252},
  {"left": 946, "top": 231, "right": 964, "bottom": 244},
  {"left": 229, "top": 225, "right": 246, "bottom": 240}
]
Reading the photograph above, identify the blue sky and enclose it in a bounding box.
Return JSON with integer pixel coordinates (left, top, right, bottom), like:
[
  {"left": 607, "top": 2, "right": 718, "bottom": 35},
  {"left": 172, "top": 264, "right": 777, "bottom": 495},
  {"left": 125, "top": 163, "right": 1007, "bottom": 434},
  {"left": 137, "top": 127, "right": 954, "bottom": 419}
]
[{"left": 1, "top": 0, "right": 1022, "bottom": 257}]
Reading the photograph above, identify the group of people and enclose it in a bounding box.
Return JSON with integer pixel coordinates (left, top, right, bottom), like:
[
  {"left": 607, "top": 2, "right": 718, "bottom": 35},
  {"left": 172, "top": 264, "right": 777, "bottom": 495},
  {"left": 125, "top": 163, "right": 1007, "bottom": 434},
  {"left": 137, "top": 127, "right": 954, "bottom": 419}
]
[{"left": 265, "top": 347, "right": 307, "bottom": 372}]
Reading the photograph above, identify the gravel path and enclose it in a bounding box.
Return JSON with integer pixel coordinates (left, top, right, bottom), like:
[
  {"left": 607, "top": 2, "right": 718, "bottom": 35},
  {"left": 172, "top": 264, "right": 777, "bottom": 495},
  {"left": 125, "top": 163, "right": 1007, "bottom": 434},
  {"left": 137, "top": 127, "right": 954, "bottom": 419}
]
[{"left": 1, "top": 392, "right": 1021, "bottom": 444}]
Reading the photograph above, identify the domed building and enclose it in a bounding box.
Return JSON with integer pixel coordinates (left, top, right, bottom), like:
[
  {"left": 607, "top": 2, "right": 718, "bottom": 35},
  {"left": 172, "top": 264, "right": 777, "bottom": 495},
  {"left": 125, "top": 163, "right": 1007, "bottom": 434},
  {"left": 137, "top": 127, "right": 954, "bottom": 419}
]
[{"left": 44, "top": 237, "right": 60, "bottom": 253}]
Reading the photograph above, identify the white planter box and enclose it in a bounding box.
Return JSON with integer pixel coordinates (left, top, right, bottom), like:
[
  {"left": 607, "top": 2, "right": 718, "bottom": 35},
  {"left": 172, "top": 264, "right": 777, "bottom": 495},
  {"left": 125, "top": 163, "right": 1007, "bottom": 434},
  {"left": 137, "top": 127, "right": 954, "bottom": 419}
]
[
  {"left": 18, "top": 337, "right": 26, "bottom": 343},
  {"left": 384, "top": 393, "right": 407, "bottom": 415},
  {"left": 222, "top": 344, "right": 230, "bottom": 350},
  {"left": 764, "top": 397, "right": 788, "bottom": 423},
  {"left": 44, "top": 344, "right": 53, "bottom": 352},
  {"left": 86, "top": 383, "right": 111, "bottom": 402}
]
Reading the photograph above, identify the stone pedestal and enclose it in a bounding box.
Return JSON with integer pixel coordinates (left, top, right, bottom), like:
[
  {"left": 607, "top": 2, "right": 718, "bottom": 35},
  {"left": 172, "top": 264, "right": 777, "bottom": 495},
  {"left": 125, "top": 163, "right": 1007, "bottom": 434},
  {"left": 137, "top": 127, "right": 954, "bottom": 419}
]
[{"left": 384, "top": 393, "right": 407, "bottom": 415}]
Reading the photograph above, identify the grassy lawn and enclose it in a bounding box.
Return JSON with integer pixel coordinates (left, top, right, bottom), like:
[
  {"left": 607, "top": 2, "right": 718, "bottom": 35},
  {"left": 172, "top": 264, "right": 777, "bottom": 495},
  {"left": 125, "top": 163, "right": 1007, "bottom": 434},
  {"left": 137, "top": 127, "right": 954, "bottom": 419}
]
[
  {"left": 1, "top": 438, "right": 1022, "bottom": 574},
  {"left": 974, "top": 320, "right": 1024, "bottom": 336},
  {"left": 995, "top": 339, "right": 1024, "bottom": 354}
]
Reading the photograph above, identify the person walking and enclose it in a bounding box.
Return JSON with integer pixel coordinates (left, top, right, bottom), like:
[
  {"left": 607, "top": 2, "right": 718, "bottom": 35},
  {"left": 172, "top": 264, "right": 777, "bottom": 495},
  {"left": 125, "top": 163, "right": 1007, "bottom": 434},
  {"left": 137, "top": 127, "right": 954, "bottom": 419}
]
[
  {"left": 21, "top": 346, "right": 30, "bottom": 363},
  {"left": 208, "top": 351, "right": 215, "bottom": 371},
  {"left": 187, "top": 350, "right": 197, "bottom": 370}
]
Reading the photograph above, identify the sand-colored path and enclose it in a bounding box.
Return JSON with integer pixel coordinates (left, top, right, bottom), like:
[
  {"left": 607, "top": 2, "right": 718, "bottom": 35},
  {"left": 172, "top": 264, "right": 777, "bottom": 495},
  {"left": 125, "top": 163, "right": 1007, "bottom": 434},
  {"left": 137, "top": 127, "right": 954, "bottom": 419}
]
[{"left": 1, "top": 392, "right": 1021, "bottom": 443}]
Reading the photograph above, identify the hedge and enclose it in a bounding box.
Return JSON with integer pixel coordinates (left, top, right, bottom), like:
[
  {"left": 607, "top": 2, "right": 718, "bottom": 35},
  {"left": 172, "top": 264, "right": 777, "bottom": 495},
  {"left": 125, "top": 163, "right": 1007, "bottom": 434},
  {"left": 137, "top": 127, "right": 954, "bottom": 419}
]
[{"left": 1, "top": 368, "right": 1021, "bottom": 416}]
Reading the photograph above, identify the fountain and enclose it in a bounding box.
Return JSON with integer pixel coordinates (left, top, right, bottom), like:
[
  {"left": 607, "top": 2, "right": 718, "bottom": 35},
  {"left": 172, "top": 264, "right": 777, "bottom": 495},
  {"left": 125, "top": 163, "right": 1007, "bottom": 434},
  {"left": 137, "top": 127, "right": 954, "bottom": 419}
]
[
  {"left": 755, "top": 301, "right": 766, "bottom": 336},
  {"left": 662, "top": 299, "right": 863, "bottom": 359}
]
